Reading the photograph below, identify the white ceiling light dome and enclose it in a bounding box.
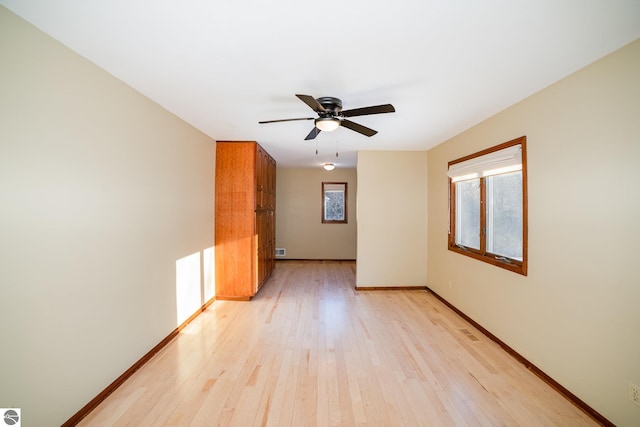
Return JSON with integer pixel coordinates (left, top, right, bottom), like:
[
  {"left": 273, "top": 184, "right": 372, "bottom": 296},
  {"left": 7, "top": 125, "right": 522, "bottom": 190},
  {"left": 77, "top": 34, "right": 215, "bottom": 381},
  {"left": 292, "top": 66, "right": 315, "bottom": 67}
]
[{"left": 315, "top": 117, "right": 340, "bottom": 132}]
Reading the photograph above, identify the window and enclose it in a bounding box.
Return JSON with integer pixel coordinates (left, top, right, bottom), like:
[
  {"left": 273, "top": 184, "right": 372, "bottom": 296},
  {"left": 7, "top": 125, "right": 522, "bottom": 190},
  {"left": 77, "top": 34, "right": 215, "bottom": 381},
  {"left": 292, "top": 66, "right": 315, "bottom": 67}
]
[
  {"left": 448, "top": 136, "right": 527, "bottom": 275},
  {"left": 322, "top": 182, "right": 347, "bottom": 224}
]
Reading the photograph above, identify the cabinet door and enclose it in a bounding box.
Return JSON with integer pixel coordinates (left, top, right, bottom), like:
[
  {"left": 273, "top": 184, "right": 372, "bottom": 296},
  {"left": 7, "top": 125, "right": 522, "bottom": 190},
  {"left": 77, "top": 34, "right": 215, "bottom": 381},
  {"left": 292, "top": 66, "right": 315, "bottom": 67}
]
[
  {"left": 267, "top": 210, "right": 275, "bottom": 273},
  {"left": 256, "top": 146, "right": 264, "bottom": 209},
  {"left": 267, "top": 153, "right": 272, "bottom": 206},
  {"left": 259, "top": 147, "right": 271, "bottom": 209},
  {"left": 256, "top": 211, "right": 269, "bottom": 286}
]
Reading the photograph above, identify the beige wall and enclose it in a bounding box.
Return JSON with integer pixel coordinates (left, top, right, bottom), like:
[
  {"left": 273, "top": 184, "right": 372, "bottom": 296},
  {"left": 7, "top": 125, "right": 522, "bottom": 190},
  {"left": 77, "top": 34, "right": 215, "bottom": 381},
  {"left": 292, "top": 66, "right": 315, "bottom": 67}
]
[
  {"left": 427, "top": 39, "right": 640, "bottom": 426},
  {"left": 275, "top": 167, "right": 357, "bottom": 259},
  {"left": 356, "top": 151, "right": 428, "bottom": 287},
  {"left": 0, "top": 8, "right": 215, "bottom": 426}
]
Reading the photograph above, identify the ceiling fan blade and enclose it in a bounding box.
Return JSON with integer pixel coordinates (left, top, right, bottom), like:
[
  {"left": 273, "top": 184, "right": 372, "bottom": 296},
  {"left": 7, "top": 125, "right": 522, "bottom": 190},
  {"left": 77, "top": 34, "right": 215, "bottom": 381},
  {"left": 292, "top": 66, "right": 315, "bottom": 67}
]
[
  {"left": 259, "top": 117, "right": 314, "bottom": 124},
  {"left": 341, "top": 119, "right": 377, "bottom": 137},
  {"left": 304, "top": 127, "right": 321, "bottom": 140},
  {"left": 341, "top": 104, "right": 395, "bottom": 117},
  {"left": 296, "top": 94, "right": 327, "bottom": 113}
]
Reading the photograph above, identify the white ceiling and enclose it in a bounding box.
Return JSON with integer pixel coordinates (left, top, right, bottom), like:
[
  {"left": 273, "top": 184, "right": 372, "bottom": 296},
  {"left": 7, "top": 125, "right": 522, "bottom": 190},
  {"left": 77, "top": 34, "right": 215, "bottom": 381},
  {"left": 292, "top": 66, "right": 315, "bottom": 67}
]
[{"left": 3, "top": 1, "right": 640, "bottom": 168}]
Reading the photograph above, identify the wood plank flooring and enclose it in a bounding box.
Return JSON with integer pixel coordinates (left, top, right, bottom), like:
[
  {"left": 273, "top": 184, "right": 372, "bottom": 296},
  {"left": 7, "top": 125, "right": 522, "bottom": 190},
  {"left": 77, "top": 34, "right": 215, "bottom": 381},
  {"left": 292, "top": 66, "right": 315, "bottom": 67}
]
[{"left": 78, "top": 261, "right": 597, "bottom": 426}]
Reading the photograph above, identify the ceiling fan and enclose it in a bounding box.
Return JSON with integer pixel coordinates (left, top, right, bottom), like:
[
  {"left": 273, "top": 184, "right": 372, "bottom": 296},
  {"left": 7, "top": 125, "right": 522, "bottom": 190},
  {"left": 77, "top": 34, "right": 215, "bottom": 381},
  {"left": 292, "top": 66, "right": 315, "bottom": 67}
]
[{"left": 259, "top": 94, "right": 395, "bottom": 140}]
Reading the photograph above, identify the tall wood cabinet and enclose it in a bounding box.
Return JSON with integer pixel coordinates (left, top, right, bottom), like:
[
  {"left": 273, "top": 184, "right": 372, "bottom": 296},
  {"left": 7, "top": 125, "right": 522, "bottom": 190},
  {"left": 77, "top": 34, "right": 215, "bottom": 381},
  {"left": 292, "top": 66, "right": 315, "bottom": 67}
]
[{"left": 215, "top": 141, "right": 276, "bottom": 300}]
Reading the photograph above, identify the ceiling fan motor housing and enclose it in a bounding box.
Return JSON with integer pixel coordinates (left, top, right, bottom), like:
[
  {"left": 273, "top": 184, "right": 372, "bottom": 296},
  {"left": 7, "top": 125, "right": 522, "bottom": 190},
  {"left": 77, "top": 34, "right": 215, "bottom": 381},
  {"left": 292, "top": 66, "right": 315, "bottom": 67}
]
[{"left": 317, "top": 97, "right": 343, "bottom": 117}]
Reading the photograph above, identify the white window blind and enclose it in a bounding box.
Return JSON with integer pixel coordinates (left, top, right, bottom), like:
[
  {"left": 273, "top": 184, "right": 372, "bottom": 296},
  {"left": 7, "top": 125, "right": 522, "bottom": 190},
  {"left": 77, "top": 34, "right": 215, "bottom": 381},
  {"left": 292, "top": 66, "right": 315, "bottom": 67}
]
[
  {"left": 448, "top": 144, "right": 522, "bottom": 182},
  {"left": 323, "top": 183, "right": 345, "bottom": 192}
]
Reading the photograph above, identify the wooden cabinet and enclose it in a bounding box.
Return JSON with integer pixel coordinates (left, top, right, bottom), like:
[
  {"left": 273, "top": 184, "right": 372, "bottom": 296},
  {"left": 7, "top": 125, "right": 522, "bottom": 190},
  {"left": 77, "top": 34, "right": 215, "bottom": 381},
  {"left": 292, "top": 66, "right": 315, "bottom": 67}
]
[{"left": 215, "top": 141, "right": 276, "bottom": 300}]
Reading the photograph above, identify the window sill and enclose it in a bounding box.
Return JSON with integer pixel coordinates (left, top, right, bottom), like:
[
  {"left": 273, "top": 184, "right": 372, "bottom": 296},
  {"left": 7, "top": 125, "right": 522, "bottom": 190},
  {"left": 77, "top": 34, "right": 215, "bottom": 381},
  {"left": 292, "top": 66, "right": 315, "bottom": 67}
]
[{"left": 448, "top": 245, "right": 527, "bottom": 276}]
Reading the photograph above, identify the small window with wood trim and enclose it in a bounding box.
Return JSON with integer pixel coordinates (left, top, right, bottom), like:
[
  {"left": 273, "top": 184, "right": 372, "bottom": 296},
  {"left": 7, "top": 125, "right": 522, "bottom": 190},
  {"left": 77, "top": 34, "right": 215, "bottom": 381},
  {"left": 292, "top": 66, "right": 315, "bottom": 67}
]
[
  {"left": 448, "top": 136, "right": 528, "bottom": 275},
  {"left": 322, "top": 182, "right": 347, "bottom": 224}
]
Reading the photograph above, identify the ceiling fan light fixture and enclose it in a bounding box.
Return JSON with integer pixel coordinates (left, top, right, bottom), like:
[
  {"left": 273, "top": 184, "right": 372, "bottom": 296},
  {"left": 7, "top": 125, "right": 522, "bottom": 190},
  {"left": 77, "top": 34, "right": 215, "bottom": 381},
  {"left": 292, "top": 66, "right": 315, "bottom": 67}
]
[
  {"left": 323, "top": 163, "right": 335, "bottom": 171},
  {"left": 315, "top": 117, "right": 340, "bottom": 132}
]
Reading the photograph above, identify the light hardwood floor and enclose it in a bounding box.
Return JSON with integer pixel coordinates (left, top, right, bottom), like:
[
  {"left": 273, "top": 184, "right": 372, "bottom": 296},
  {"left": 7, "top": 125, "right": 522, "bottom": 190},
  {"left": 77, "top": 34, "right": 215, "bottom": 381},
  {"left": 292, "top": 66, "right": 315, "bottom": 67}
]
[{"left": 78, "top": 261, "right": 597, "bottom": 426}]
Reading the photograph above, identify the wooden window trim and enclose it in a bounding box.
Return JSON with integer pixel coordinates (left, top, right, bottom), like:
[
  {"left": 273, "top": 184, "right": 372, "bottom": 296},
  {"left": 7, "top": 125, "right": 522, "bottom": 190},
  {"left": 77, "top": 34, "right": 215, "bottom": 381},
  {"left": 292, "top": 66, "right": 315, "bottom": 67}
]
[
  {"left": 322, "top": 182, "right": 348, "bottom": 224},
  {"left": 448, "top": 136, "right": 528, "bottom": 276}
]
